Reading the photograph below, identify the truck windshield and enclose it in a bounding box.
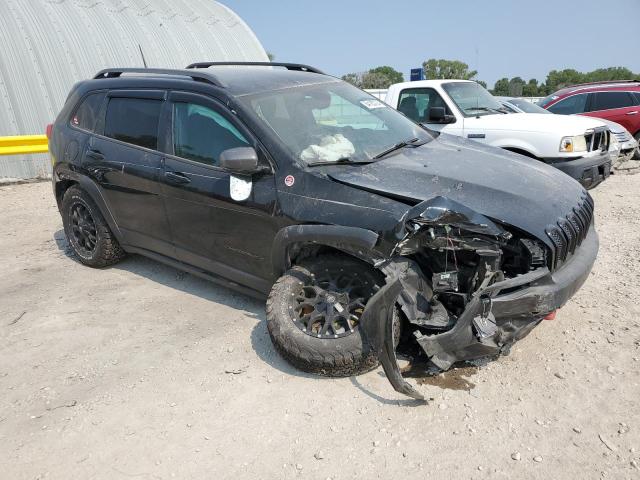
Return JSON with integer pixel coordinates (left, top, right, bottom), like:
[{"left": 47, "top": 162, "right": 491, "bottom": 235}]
[
  {"left": 442, "top": 82, "right": 506, "bottom": 117},
  {"left": 240, "top": 81, "right": 432, "bottom": 165}
]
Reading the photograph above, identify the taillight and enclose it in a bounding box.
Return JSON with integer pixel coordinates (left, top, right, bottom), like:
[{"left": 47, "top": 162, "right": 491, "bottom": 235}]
[{"left": 46, "top": 123, "right": 53, "bottom": 139}]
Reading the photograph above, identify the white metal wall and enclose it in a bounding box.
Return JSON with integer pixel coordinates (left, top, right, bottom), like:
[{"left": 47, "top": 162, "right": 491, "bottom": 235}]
[{"left": 0, "top": 0, "right": 268, "bottom": 179}]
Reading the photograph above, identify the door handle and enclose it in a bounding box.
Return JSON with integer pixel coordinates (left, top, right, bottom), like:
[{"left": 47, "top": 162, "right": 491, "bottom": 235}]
[
  {"left": 86, "top": 149, "right": 104, "bottom": 161},
  {"left": 165, "top": 171, "right": 191, "bottom": 184},
  {"left": 626, "top": 111, "right": 638, "bottom": 116}
]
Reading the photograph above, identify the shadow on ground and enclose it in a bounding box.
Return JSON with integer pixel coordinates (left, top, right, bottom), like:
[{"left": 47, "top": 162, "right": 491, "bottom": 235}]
[{"left": 51, "top": 229, "right": 437, "bottom": 404}]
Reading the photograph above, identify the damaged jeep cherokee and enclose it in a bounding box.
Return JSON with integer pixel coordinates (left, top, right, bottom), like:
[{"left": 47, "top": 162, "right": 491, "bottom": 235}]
[{"left": 49, "top": 63, "right": 599, "bottom": 399}]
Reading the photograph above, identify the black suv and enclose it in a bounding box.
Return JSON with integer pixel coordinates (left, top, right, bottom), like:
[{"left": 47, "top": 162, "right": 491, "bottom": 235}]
[{"left": 50, "top": 63, "right": 599, "bottom": 399}]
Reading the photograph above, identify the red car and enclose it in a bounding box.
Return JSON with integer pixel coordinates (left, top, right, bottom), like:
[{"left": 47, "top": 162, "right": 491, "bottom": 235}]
[{"left": 539, "top": 80, "right": 640, "bottom": 158}]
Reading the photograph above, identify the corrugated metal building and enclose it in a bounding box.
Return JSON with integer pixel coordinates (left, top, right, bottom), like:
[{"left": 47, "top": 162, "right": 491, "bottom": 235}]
[{"left": 0, "top": 0, "right": 268, "bottom": 179}]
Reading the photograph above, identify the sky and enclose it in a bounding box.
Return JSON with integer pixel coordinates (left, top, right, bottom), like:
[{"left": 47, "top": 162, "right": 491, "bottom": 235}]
[{"left": 222, "top": 0, "right": 640, "bottom": 88}]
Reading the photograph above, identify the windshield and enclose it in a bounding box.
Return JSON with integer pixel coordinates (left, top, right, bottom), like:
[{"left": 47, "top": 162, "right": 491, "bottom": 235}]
[
  {"left": 507, "top": 98, "right": 551, "bottom": 114},
  {"left": 240, "top": 81, "right": 432, "bottom": 165},
  {"left": 442, "top": 82, "right": 505, "bottom": 116}
]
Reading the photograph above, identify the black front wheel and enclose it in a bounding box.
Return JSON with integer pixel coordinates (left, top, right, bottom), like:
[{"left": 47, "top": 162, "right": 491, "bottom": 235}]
[
  {"left": 61, "top": 186, "right": 125, "bottom": 268},
  {"left": 267, "top": 254, "right": 389, "bottom": 377}
]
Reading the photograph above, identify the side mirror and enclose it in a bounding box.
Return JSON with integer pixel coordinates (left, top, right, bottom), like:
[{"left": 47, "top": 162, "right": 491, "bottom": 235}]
[
  {"left": 428, "top": 107, "right": 456, "bottom": 124},
  {"left": 219, "top": 147, "right": 263, "bottom": 174}
]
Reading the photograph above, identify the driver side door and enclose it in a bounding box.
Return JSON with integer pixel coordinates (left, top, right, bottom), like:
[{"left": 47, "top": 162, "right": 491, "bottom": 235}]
[
  {"left": 159, "top": 91, "right": 278, "bottom": 293},
  {"left": 397, "top": 87, "right": 461, "bottom": 136}
]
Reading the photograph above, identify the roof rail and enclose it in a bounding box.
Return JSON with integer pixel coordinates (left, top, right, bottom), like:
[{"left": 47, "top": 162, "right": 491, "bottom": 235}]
[
  {"left": 185, "top": 61, "right": 325, "bottom": 75},
  {"left": 93, "top": 68, "right": 223, "bottom": 87},
  {"left": 565, "top": 79, "right": 640, "bottom": 89}
]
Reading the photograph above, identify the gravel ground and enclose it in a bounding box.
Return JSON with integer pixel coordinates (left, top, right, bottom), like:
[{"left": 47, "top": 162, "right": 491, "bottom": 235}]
[{"left": 0, "top": 173, "right": 639, "bottom": 480}]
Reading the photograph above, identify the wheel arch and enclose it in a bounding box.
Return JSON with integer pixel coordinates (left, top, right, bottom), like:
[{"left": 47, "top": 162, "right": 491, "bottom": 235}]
[
  {"left": 271, "top": 224, "right": 383, "bottom": 278},
  {"left": 57, "top": 172, "right": 125, "bottom": 245}
]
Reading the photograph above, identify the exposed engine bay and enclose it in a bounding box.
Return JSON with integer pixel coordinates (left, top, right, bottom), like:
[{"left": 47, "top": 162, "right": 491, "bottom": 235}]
[{"left": 359, "top": 196, "right": 592, "bottom": 401}]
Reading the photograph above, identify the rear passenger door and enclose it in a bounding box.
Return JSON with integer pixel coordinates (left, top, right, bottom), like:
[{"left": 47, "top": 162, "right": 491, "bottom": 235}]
[
  {"left": 583, "top": 91, "right": 639, "bottom": 133},
  {"left": 87, "top": 90, "right": 174, "bottom": 257},
  {"left": 158, "top": 91, "right": 278, "bottom": 292}
]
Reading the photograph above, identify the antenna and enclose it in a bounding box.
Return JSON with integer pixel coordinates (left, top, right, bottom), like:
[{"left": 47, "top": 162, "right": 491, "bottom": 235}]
[{"left": 138, "top": 44, "right": 148, "bottom": 68}]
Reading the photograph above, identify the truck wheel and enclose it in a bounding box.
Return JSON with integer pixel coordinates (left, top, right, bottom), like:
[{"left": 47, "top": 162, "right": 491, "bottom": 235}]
[
  {"left": 633, "top": 133, "right": 640, "bottom": 160},
  {"left": 61, "top": 186, "right": 125, "bottom": 267},
  {"left": 267, "top": 255, "right": 388, "bottom": 377}
]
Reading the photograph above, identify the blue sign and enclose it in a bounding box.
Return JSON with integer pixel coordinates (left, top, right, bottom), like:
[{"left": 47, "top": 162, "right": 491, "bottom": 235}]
[{"left": 410, "top": 68, "right": 424, "bottom": 81}]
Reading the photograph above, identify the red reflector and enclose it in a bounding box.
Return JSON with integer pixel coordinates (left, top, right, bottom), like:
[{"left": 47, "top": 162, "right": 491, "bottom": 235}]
[
  {"left": 46, "top": 123, "right": 53, "bottom": 139},
  {"left": 544, "top": 310, "right": 557, "bottom": 320}
]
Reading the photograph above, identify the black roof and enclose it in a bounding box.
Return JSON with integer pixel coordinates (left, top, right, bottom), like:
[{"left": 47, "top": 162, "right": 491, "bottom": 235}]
[
  {"left": 206, "top": 66, "right": 336, "bottom": 96},
  {"left": 93, "top": 64, "right": 337, "bottom": 97}
]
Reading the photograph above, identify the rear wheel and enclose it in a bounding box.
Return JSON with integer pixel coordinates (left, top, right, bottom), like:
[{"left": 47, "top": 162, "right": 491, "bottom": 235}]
[
  {"left": 266, "top": 255, "right": 385, "bottom": 377},
  {"left": 61, "top": 186, "right": 125, "bottom": 267}
]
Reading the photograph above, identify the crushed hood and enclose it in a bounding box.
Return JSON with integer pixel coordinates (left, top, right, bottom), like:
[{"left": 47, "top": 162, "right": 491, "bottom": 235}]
[
  {"left": 475, "top": 112, "right": 607, "bottom": 135},
  {"left": 327, "top": 134, "right": 588, "bottom": 246}
]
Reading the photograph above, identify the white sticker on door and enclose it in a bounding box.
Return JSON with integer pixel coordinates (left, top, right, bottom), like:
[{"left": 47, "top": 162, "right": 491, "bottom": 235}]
[{"left": 230, "top": 175, "right": 252, "bottom": 201}]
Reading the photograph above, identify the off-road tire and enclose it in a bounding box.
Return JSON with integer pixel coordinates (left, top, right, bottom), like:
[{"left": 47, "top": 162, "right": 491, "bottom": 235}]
[
  {"left": 266, "top": 255, "right": 383, "bottom": 377},
  {"left": 61, "top": 186, "right": 125, "bottom": 267}
]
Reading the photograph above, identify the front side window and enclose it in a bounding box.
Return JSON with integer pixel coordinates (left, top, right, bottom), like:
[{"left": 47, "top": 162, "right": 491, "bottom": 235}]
[
  {"left": 71, "top": 92, "right": 105, "bottom": 132},
  {"left": 546, "top": 94, "right": 588, "bottom": 115},
  {"left": 242, "top": 81, "right": 432, "bottom": 165},
  {"left": 398, "top": 88, "right": 452, "bottom": 122},
  {"left": 172, "top": 102, "right": 249, "bottom": 166},
  {"left": 442, "top": 82, "right": 506, "bottom": 116},
  {"left": 104, "top": 97, "right": 161, "bottom": 150},
  {"left": 592, "top": 91, "right": 635, "bottom": 111}
]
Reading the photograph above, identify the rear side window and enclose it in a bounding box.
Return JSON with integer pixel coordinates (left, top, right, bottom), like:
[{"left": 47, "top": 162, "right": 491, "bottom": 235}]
[
  {"left": 71, "top": 92, "right": 105, "bottom": 132},
  {"left": 592, "top": 91, "right": 635, "bottom": 111},
  {"left": 547, "top": 93, "right": 588, "bottom": 115},
  {"left": 104, "top": 98, "right": 162, "bottom": 150}
]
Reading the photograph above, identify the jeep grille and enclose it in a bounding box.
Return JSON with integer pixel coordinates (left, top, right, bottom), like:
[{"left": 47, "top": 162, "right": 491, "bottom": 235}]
[{"left": 545, "top": 193, "right": 594, "bottom": 270}]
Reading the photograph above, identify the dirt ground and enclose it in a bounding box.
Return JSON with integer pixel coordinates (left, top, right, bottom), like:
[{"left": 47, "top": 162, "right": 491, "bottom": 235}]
[{"left": 1, "top": 173, "right": 639, "bottom": 480}]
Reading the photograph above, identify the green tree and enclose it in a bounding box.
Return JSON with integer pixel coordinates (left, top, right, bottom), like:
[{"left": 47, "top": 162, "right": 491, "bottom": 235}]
[
  {"left": 508, "top": 77, "right": 525, "bottom": 96},
  {"left": 341, "top": 73, "right": 362, "bottom": 88},
  {"left": 584, "top": 66, "right": 635, "bottom": 83},
  {"left": 423, "top": 59, "right": 477, "bottom": 80},
  {"left": 341, "top": 66, "right": 404, "bottom": 89},
  {"left": 544, "top": 69, "right": 584, "bottom": 92},
  {"left": 364, "top": 66, "right": 404, "bottom": 87},
  {"left": 267, "top": 52, "right": 275, "bottom": 62},
  {"left": 522, "top": 79, "right": 540, "bottom": 97},
  {"left": 492, "top": 77, "right": 510, "bottom": 96}
]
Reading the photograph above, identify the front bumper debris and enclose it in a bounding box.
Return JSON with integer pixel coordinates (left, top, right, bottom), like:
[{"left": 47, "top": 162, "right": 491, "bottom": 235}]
[
  {"left": 549, "top": 151, "right": 612, "bottom": 189},
  {"left": 361, "top": 224, "right": 599, "bottom": 399}
]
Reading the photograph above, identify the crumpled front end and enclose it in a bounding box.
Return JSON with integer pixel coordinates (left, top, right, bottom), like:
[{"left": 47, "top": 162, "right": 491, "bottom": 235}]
[{"left": 360, "top": 196, "right": 599, "bottom": 400}]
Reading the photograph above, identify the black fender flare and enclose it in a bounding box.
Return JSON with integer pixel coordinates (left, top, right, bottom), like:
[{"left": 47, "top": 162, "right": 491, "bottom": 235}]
[
  {"left": 271, "top": 224, "right": 381, "bottom": 277},
  {"left": 56, "top": 169, "right": 125, "bottom": 244}
]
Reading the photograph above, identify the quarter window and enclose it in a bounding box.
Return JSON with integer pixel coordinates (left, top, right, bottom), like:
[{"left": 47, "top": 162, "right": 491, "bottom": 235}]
[
  {"left": 172, "top": 102, "right": 249, "bottom": 166},
  {"left": 547, "top": 94, "right": 589, "bottom": 115},
  {"left": 104, "top": 98, "right": 161, "bottom": 150},
  {"left": 71, "top": 92, "right": 105, "bottom": 132},
  {"left": 592, "top": 91, "right": 635, "bottom": 111}
]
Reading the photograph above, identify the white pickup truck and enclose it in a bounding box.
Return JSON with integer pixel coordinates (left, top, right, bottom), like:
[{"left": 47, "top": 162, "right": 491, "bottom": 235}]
[{"left": 383, "top": 80, "right": 612, "bottom": 189}]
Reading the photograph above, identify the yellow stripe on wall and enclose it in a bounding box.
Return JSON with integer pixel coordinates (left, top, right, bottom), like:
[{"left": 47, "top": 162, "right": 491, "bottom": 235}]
[{"left": 0, "top": 135, "right": 49, "bottom": 155}]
